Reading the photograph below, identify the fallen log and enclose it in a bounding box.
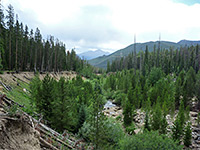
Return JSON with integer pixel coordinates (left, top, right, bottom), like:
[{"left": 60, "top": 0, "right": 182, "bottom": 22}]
[
  {"left": 37, "top": 126, "right": 74, "bottom": 149},
  {"left": 0, "top": 81, "right": 10, "bottom": 91},
  {"left": 40, "top": 137, "right": 59, "bottom": 150}
]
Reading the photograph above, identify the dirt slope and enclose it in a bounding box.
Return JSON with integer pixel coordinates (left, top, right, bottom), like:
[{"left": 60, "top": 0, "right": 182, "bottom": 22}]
[{"left": 0, "top": 108, "right": 41, "bottom": 150}]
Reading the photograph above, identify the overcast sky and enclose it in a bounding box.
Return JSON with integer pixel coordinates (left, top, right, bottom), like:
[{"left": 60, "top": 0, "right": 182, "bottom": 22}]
[{"left": 2, "top": 0, "right": 200, "bottom": 53}]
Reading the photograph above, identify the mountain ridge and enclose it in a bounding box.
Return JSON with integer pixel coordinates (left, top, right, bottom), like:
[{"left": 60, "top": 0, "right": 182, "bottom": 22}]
[
  {"left": 78, "top": 49, "right": 110, "bottom": 60},
  {"left": 88, "top": 40, "right": 200, "bottom": 68}
]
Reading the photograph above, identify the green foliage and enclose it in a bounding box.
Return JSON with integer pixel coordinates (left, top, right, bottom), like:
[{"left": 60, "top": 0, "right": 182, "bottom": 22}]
[
  {"left": 147, "top": 67, "right": 164, "bottom": 86},
  {"left": 79, "top": 118, "right": 124, "bottom": 149},
  {"left": 123, "top": 98, "right": 133, "bottom": 127},
  {"left": 119, "top": 131, "right": 182, "bottom": 150},
  {"left": 144, "top": 111, "right": 151, "bottom": 132},
  {"left": 183, "top": 122, "right": 192, "bottom": 147},
  {"left": 183, "top": 67, "right": 196, "bottom": 106},
  {"left": 172, "top": 100, "right": 185, "bottom": 143},
  {"left": 151, "top": 102, "right": 162, "bottom": 131},
  {"left": 30, "top": 74, "right": 94, "bottom": 133},
  {"left": 5, "top": 104, "right": 19, "bottom": 117},
  {"left": 125, "top": 123, "right": 135, "bottom": 135},
  {"left": 197, "top": 112, "right": 200, "bottom": 126},
  {"left": 175, "top": 70, "right": 185, "bottom": 108}
]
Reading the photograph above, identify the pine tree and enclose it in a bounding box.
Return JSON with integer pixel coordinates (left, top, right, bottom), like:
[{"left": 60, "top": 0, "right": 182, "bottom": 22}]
[
  {"left": 144, "top": 111, "right": 151, "bottom": 131},
  {"left": 40, "top": 74, "right": 54, "bottom": 122},
  {"left": 90, "top": 82, "right": 107, "bottom": 149},
  {"left": 34, "top": 27, "right": 42, "bottom": 72},
  {"left": 151, "top": 102, "right": 162, "bottom": 131},
  {"left": 172, "top": 118, "right": 182, "bottom": 143},
  {"left": 123, "top": 99, "right": 133, "bottom": 127},
  {"left": 183, "top": 67, "right": 196, "bottom": 106},
  {"left": 172, "top": 100, "right": 185, "bottom": 143},
  {"left": 175, "top": 70, "right": 185, "bottom": 108},
  {"left": 14, "top": 15, "right": 20, "bottom": 71},
  {"left": 184, "top": 122, "right": 192, "bottom": 147},
  {"left": 0, "top": 4, "right": 4, "bottom": 71},
  {"left": 51, "top": 77, "right": 68, "bottom": 132},
  {"left": 6, "top": 4, "right": 14, "bottom": 70},
  {"left": 133, "top": 83, "right": 142, "bottom": 108},
  {"left": 195, "top": 70, "right": 200, "bottom": 109}
]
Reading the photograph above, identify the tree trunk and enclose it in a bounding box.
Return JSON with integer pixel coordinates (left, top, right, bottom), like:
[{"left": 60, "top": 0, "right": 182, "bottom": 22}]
[
  {"left": 9, "top": 32, "right": 11, "bottom": 70},
  {"left": 15, "top": 36, "right": 18, "bottom": 71}
]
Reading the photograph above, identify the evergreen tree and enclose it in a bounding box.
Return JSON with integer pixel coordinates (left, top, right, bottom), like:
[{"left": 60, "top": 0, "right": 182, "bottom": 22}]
[
  {"left": 195, "top": 70, "right": 200, "bottom": 109},
  {"left": 123, "top": 98, "right": 133, "bottom": 127},
  {"left": 14, "top": 15, "right": 20, "bottom": 71},
  {"left": 144, "top": 111, "right": 151, "bottom": 131},
  {"left": 151, "top": 102, "right": 162, "bottom": 131},
  {"left": 183, "top": 122, "right": 192, "bottom": 147},
  {"left": 172, "top": 100, "right": 185, "bottom": 143},
  {"left": 90, "top": 82, "right": 107, "bottom": 149},
  {"left": 175, "top": 70, "right": 185, "bottom": 108},
  {"left": 6, "top": 4, "right": 14, "bottom": 70},
  {"left": 132, "top": 84, "right": 142, "bottom": 108},
  {"left": 0, "top": 4, "right": 4, "bottom": 71},
  {"left": 51, "top": 77, "right": 69, "bottom": 132},
  {"left": 40, "top": 74, "right": 54, "bottom": 122},
  {"left": 183, "top": 67, "right": 196, "bottom": 106}
]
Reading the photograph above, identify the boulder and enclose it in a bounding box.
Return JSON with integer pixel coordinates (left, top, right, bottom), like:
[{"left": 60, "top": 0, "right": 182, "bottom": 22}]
[
  {"left": 190, "top": 111, "right": 198, "bottom": 117},
  {"left": 134, "top": 129, "right": 140, "bottom": 134}
]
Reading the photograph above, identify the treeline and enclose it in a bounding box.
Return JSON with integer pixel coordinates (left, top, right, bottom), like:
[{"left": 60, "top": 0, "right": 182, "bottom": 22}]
[
  {"left": 104, "top": 67, "right": 200, "bottom": 110},
  {"left": 107, "top": 44, "right": 200, "bottom": 74},
  {"left": 0, "top": 4, "right": 89, "bottom": 72}
]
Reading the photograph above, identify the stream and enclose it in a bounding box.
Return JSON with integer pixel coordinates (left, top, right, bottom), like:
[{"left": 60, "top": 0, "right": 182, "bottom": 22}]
[{"left": 104, "top": 100, "right": 116, "bottom": 109}]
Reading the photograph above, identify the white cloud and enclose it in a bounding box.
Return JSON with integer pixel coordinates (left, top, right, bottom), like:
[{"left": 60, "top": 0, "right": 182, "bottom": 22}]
[{"left": 2, "top": 0, "right": 200, "bottom": 53}]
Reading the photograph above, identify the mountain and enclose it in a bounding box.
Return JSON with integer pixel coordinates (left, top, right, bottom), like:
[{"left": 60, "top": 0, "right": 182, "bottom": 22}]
[
  {"left": 177, "top": 39, "right": 200, "bottom": 46},
  {"left": 78, "top": 49, "right": 110, "bottom": 60},
  {"left": 88, "top": 40, "right": 200, "bottom": 69}
]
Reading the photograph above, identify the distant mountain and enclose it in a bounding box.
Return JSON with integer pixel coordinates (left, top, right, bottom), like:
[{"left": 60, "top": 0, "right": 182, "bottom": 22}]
[
  {"left": 177, "top": 40, "right": 200, "bottom": 46},
  {"left": 78, "top": 49, "right": 110, "bottom": 60},
  {"left": 88, "top": 40, "right": 200, "bottom": 69}
]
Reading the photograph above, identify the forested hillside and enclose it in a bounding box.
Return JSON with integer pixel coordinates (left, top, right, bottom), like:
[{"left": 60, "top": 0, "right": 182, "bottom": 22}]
[
  {"left": 89, "top": 40, "right": 200, "bottom": 68},
  {"left": 0, "top": 4, "right": 91, "bottom": 73}
]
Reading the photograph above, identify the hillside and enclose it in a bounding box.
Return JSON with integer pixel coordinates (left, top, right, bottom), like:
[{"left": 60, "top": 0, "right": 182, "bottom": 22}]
[
  {"left": 88, "top": 40, "right": 200, "bottom": 68},
  {"left": 78, "top": 49, "right": 110, "bottom": 60}
]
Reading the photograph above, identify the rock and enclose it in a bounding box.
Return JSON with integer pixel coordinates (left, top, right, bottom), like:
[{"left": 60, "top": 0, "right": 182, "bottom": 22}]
[
  {"left": 196, "top": 140, "right": 200, "bottom": 144},
  {"left": 190, "top": 111, "right": 198, "bottom": 117},
  {"left": 193, "top": 134, "right": 198, "bottom": 140},
  {"left": 134, "top": 129, "right": 140, "bottom": 134},
  {"left": 193, "top": 127, "right": 200, "bottom": 133}
]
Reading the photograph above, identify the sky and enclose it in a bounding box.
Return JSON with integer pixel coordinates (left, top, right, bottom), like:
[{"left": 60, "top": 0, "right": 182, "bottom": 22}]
[{"left": 2, "top": 0, "right": 200, "bottom": 54}]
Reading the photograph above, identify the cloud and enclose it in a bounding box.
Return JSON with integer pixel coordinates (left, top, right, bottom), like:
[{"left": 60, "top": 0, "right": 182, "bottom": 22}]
[{"left": 2, "top": 0, "right": 200, "bottom": 53}]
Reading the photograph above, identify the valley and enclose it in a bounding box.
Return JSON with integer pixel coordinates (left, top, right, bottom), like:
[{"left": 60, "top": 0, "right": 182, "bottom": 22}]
[{"left": 1, "top": 1, "right": 200, "bottom": 150}]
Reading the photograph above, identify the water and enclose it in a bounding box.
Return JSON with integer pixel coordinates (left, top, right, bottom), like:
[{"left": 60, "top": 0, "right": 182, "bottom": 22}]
[{"left": 104, "top": 100, "right": 116, "bottom": 109}]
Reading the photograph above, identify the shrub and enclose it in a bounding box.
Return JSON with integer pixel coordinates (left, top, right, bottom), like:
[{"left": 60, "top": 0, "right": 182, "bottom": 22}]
[
  {"left": 125, "top": 123, "right": 135, "bottom": 135},
  {"left": 119, "top": 131, "right": 182, "bottom": 150},
  {"left": 184, "top": 122, "right": 192, "bottom": 147}
]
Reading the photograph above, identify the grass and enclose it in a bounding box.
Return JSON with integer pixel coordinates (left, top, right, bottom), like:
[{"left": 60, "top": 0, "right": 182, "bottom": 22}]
[{"left": 4, "top": 79, "right": 37, "bottom": 114}]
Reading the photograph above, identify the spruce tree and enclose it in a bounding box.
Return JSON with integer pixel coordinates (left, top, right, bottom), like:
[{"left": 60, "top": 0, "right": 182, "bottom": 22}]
[
  {"left": 151, "top": 102, "right": 162, "bottom": 131},
  {"left": 183, "top": 67, "right": 196, "bottom": 106},
  {"left": 172, "top": 100, "right": 185, "bottom": 143},
  {"left": 40, "top": 74, "right": 54, "bottom": 122},
  {"left": 90, "top": 82, "right": 107, "bottom": 149},
  {"left": 6, "top": 4, "right": 14, "bottom": 70},
  {"left": 144, "top": 111, "right": 151, "bottom": 131},
  {"left": 123, "top": 99, "right": 133, "bottom": 127},
  {"left": 184, "top": 122, "right": 192, "bottom": 147}
]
